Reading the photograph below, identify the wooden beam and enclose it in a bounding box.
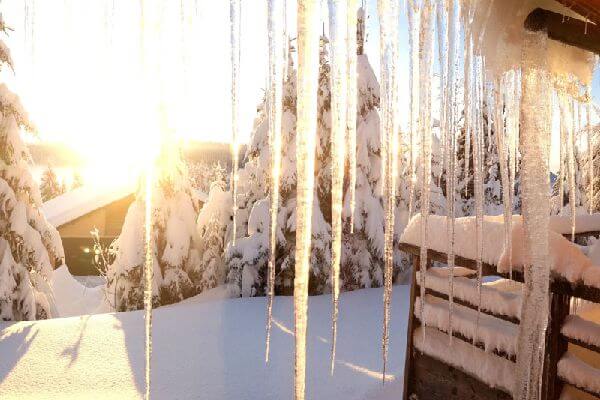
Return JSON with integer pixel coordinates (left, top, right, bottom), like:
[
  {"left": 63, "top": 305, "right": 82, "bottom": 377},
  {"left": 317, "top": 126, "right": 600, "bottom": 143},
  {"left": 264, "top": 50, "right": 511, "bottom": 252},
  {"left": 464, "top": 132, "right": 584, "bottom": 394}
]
[
  {"left": 555, "top": 0, "right": 600, "bottom": 26},
  {"left": 525, "top": 8, "right": 600, "bottom": 55}
]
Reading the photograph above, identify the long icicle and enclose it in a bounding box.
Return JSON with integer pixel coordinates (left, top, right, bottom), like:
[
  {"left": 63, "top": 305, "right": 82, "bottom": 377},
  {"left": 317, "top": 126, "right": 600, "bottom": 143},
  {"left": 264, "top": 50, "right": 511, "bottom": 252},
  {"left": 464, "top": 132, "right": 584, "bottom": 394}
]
[
  {"left": 294, "top": 1, "right": 320, "bottom": 399},
  {"left": 418, "top": 0, "right": 434, "bottom": 345},
  {"left": 139, "top": 2, "right": 153, "bottom": 399},
  {"left": 589, "top": 96, "right": 594, "bottom": 213},
  {"left": 436, "top": 0, "right": 448, "bottom": 189},
  {"left": 265, "top": 0, "right": 284, "bottom": 364},
  {"left": 347, "top": 0, "right": 358, "bottom": 233},
  {"left": 495, "top": 77, "right": 513, "bottom": 282},
  {"left": 472, "top": 56, "right": 484, "bottom": 343},
  {"left": 378, "top": 0, "right": 399, "bottom": 384},
  {"left": 328, "top": 0, "right": 348, "bottom": 375},
  {"left": 445, "top": 0, "right": 458, "bottom": 342},
  {"left": 559, "top": 95, "right": 567, "bottom": 215},
  {"left": 568, "top": 98, "right": 577, "bottom": 240},
  {"left": 230, "top": 0, "right": 241, "bottom": 246},
  {"left": 407, "top": 2, "right": 420, "bottom": 218}
]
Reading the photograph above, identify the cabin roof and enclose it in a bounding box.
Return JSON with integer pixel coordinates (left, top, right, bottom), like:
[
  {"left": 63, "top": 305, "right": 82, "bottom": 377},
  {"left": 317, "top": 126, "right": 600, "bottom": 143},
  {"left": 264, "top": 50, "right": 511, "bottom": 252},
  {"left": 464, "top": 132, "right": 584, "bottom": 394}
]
[
  {"left": 556, "top": 0, "right": 600, "bottom": 25},
  {"left": 42, "top": 182, "right": 135, "bottom": 228}
]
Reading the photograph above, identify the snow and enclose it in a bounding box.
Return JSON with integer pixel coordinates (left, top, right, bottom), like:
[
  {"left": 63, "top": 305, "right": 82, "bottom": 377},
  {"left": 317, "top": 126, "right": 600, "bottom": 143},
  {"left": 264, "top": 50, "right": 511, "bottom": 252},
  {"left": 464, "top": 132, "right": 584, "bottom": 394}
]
[
  {"left": 561, "top": 315, "right": 600, "bottom": 350},
  {"left": 413, "top": 325, "right": 515, "bottom": 394},
  {"left": 558, "top": 352, "right": 600, "bottom": 396},
  {"left": 50, "top": 266, "right": 110, "bottom": 317},
  {"left": 417, "top": 269, "right": 522, "bottom": 319},
  {"left": 0, "top": 285, "right": 410, "bottom": 400},
  {"left": 415, "top": 295, "right": 518, "bottom": 357},
  {"left": 401, "top": 214, "right": 593, "bottom": 283},
  {"left": 42, "top": 180, "right": 135, "bottom": 228},
  {"left": 549, "top": 214, "right": 600, "bottom": 235}
]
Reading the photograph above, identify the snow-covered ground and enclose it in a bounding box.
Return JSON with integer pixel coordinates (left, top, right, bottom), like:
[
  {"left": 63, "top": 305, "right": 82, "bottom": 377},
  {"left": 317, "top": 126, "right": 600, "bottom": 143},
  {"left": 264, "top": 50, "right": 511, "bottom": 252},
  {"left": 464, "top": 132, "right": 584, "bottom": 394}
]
[{"left": 0, "top": 284, "right": 409, "bottom": 400}]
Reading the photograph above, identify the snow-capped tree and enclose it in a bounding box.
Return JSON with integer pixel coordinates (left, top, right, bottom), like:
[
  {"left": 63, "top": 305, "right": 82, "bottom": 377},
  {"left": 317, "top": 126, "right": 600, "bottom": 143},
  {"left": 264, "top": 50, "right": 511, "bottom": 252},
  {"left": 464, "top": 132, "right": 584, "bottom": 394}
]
[
  {"left": 40, "top": 165, "right": 65, "bottom": 201},
  {"left": 106, "top": 141, "right": 202, "bottom": 311},
  {"left": 0, "top": 18, "right": 65, "bottom": 321},
  {"left": 202, "top": 8, "right": 408, "bottom": 297}
]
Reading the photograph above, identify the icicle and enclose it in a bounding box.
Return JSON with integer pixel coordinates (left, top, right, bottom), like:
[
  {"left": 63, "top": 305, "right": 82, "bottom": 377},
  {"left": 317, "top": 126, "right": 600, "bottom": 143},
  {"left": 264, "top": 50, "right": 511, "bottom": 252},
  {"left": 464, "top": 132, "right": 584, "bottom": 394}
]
[
  {"left": 265, "top": 0, "right": 284, "bottom": 364},
  {"left": 472, "top": 56, "right": 485, "bottom": 344},
  {"left": 230, "top": 0, "right": 241, "bottom": 246},
  {"left": 463, "top": 38, "right": 472, "bottom": 198},
  {"left": 506, "top": 71, "right": 520, "bottom": 217},
  {"left": 417, "top": 0, "right": 434, "bottom": 345},
  {"left": 407, "top": 2, "right": 420, "bottom": 218},
  {"left": 436, "top": 0, "right": 448, "bottom": 190},
  {"left": 559, "top": 96, "right": 567, "bottom": 215},
  {"left": 294, "top": 1, "right": 320, "bottom": 399},
  {"left": 327, "top": 0, "right": 348, "bottom": 375},
  {"left": 347, "top": 0, "right": 358, "bottom": 233},
  {"left": 589, "top": 97, "right": 594, "bottom": 213},
  {"left": 569, "top": 98, "right": 577, "bottom": 240},
  {"left": 143, "top": 167, "right": 154, "bottom": 400},
  {"left": 494, "top": 78, "right": 513, "bottom": 281},
  {"left": 378, "top": 0, "right": 399, "bottom": 384},
  {"left": 444, "top": 0, "right": 458, "bottom": 342},
  {"left": 514, "top": 28, "right": 552, "bottom": 400}
]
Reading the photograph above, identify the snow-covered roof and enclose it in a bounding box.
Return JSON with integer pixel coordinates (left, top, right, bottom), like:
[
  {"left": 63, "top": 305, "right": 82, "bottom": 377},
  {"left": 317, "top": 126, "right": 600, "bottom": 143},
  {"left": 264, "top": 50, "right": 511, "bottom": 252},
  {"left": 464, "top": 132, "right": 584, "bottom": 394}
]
[{"left": 42, "top": 181, "right": 135, "bottom": 228}]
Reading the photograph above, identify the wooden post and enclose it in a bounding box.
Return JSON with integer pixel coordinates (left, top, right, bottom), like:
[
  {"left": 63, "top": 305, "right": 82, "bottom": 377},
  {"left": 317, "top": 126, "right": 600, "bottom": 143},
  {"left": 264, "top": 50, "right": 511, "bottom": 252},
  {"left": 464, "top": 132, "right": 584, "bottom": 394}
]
[
  {"left": 403, "top": 254, "right": 419, "bottom": 400},
  {"left": 541, "top": 292, "right": 570, "bottom": 400}
]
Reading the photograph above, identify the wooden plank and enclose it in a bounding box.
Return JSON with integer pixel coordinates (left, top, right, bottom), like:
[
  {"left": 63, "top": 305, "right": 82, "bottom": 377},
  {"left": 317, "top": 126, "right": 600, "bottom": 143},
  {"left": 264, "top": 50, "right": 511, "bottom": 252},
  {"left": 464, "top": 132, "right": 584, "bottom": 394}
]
[
  {"left": 524, "top": 8, "right": 600, "bottom": 55},
  {"left": 412, "top": 318, "right": 516, "bottom": 362},
  {"left": 561, "top": 334, "right": 600, "bottom": 355},
  {"left": 542, "top": 292, "right": 571, "bottom": 400},
  {"left": 555, "top": 0, "right": 600, "bottom": 26},
  {"left": 420, "top": 287, "right": 521, "bottom": 324},
  {"left": 403, "top": 254, "right": 420, "bottom": 400},
  {"left": 560, "top": 381, "right": 600, "bottom": 399},
  {"left": 407, "top": 351, "right": 513, "bottom": 400}
]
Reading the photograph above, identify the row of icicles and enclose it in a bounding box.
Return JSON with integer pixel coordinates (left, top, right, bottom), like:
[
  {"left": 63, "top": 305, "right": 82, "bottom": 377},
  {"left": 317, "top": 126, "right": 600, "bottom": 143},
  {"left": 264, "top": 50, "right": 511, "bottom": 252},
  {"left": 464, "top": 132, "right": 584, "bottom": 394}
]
[{"left": 22, "top": 1, "right": 593, "bottom": 399}]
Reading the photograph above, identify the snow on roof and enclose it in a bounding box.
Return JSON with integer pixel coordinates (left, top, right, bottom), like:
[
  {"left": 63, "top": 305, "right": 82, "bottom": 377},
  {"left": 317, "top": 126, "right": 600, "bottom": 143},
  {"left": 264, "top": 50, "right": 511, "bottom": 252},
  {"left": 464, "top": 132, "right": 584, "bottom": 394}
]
[
  {"left": 549, "top": 214, "right": 600, "bottom": 235},
  {"left": 42, "top": 181, "right": 136, "bottom": 228}
]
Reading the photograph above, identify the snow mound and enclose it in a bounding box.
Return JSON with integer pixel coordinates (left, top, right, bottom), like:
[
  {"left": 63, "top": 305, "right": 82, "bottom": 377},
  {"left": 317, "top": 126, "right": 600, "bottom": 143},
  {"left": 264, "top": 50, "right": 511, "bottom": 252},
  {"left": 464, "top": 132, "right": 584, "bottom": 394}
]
[
  {"left": 401, "top": 214, "right": 593, "bottom": 284},
  {"left": 50, "top": 266, "right": 110, "bottom": 317}
]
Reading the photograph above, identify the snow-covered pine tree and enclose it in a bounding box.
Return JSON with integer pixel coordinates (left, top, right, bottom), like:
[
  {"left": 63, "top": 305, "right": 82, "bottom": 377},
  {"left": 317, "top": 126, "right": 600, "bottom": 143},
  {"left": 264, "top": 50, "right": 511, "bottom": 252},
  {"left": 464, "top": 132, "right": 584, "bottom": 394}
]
[
  {"left": 71, "top": 171, "right": 83, "bottom": 190},
  {"left": 40, "top": 165, "right": 65, "bottom": 201},
  {"left": 0, "top": 17, "right": 65, "bottom": 321},
  {"left": 210, "top": 7, "right": 408, "bottom": 296},
  {"left": 106, "top": 141, "right": 202, "bottom": 311}
]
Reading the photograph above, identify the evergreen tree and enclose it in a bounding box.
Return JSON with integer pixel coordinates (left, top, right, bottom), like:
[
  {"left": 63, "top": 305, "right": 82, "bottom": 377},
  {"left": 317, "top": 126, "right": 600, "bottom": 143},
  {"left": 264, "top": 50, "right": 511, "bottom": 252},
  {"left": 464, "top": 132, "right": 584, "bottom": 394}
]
[
  {"left": 106, "top": 140, "right": 202, "bottom": 311},
  {"left": 0, "top": 18, "right": 65, "bottom": 321},
  {"left": 40, "top": 165, "right": 65, "bottom": 201}
]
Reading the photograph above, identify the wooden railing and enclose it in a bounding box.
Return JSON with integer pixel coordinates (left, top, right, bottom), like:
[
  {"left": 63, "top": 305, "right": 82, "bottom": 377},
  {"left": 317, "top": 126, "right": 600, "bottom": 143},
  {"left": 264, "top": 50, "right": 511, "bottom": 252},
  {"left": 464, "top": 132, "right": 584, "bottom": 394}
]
[{"left": 400, "top": 241, "right": 600, "bottom": 400}]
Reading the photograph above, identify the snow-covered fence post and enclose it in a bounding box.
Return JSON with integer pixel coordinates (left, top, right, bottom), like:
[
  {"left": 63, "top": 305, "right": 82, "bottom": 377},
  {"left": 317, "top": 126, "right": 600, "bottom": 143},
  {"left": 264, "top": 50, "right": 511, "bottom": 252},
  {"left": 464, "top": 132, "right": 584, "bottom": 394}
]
[{"left": 515, "top": 25, "right": 552, "bottom": 400}]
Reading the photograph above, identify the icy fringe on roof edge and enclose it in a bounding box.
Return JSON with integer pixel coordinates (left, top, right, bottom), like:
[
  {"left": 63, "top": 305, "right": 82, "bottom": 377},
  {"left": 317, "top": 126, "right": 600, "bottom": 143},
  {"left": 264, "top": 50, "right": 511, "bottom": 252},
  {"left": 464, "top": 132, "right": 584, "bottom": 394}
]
[{"left": 0, "top": 14, "right": 65, "bottom": 322}]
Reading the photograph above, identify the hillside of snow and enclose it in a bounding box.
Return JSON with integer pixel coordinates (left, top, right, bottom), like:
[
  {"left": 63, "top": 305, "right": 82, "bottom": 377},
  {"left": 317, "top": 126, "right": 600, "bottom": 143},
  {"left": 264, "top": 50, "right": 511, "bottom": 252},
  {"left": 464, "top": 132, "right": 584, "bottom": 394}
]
[{"left": 0, "top": 285, "right": 409, "bottom": 400}]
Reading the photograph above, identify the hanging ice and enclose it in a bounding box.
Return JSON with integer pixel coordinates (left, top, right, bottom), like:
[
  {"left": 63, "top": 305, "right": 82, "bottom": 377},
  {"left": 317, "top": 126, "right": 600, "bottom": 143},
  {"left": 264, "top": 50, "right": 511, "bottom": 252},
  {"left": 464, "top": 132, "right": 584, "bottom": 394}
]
[
  {"left": 265, "top": 0, "right": 284, "bottom": 364},
  {"left": 444, "top": 0, "right": 459, "bottom": 341},
  {"left": 294, "top": 1, "right": 320, "bottom": 399},
  {"left": 407, "top": 2, "right": 420, "bottom": 218},
  {"left": 417, "top": 0, "right": 433, "bottom": 346},
  {"left": 377, "top": 0, "right": 399, "bottom": 383},
  {"left": 558, "top": 94, "right": 576, "bottom": 240},
  {"left": 327, "top": 0, "right": 348, "bottom": 375},
  {"left": 495, "top": 78, "right": 513, "bottom": 279},
  {"left": 230, "top": 0, "right": 241, "bottom": 246},
  {"left": 588, "top": 97, "right": 594, "bottom": 213},
  {"left": 347, "top": 0, "right": 358, "bottom": 233},
  {"left": 514, "top": 28, "right": 552, "bottom": 400},
  {"left": 436, "top": 0, "right": 448, "bottom": 189}
]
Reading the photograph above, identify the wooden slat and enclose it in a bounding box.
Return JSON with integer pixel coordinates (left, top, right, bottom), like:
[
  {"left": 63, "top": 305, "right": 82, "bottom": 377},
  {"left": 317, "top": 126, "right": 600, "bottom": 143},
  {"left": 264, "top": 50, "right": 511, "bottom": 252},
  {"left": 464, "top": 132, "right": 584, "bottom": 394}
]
[
  {"left": 542, "top": 292, "right": 571, "bottom": 400},
  {"left": 561, "top": 334, "right": 600, "bottom": 354},
  {"left": 403, "top": 254, "right": 420, "bottom": 400},
  {"left": 524, "top": 8, "right": 600, "bottom": 55},
  {"left": 420, "top": 286, "right": 521, "bottom": 324},
  {"left": 412, "top": 319, "right": 516, "bottom": 362},
  {"left": 560, "top": 381, "right": 600, "bottom": 399},
  {"left": 555, "top": 0, "right": 600, "bottom": 25},
  {"left": 407, "top": 351, "right": 513, "bottom": 400}
]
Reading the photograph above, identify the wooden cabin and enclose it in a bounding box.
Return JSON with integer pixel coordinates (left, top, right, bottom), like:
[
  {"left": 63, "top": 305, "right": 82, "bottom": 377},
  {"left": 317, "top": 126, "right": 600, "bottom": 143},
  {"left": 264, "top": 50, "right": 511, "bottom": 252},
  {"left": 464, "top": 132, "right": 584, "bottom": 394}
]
[
  {"left": 42, "top": 183, "right": 135, "bottom": 275},
  {"left": 400, "top": 1, "right": 600, "bottom": 399}
]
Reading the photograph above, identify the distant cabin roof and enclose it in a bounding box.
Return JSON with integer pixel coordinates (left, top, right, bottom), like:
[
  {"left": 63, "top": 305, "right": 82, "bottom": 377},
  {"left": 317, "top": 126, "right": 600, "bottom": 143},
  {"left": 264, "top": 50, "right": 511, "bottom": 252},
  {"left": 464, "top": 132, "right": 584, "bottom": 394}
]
[
  {"left": 42, "top": 182, "right": 208, "bottom": 229},
  {"left": 42, "top": 182, "right": 136, "bottom": 228}
]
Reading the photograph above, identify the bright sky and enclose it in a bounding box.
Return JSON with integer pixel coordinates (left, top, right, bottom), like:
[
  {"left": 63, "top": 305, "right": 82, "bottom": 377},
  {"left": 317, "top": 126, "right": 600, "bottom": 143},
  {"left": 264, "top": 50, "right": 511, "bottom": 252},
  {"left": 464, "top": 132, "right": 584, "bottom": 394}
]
[{"left": 0, "top": 0, "right": 598, "bottom": 177}]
